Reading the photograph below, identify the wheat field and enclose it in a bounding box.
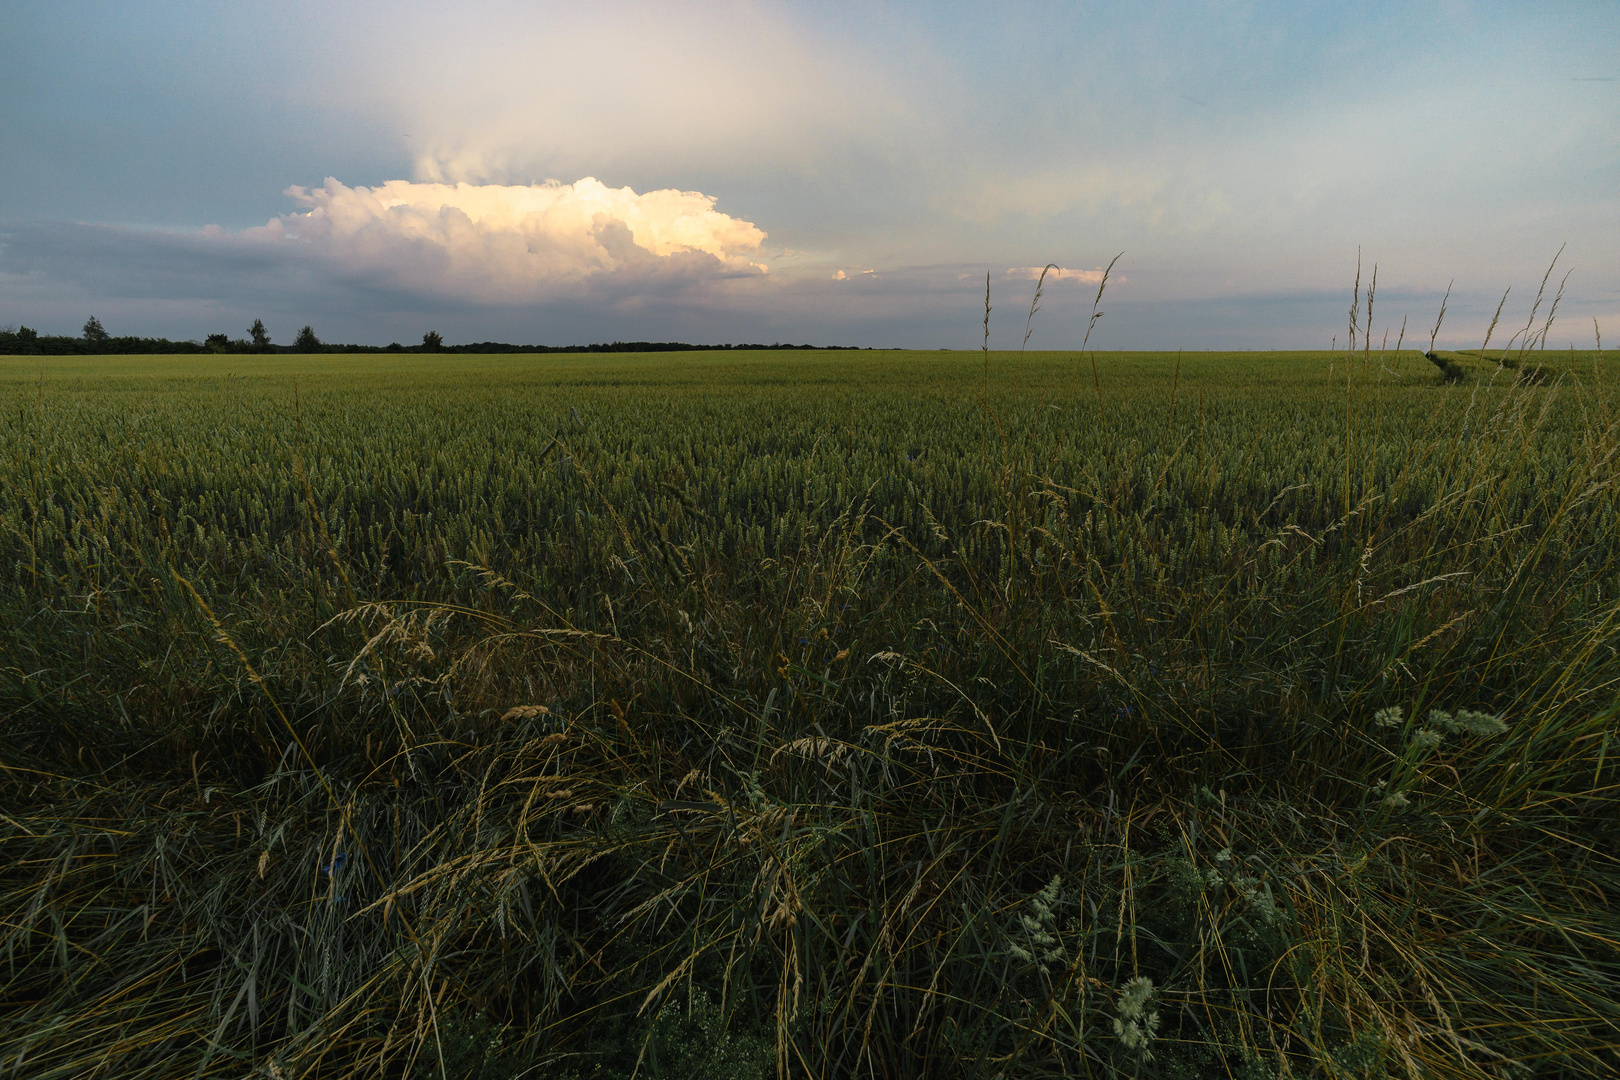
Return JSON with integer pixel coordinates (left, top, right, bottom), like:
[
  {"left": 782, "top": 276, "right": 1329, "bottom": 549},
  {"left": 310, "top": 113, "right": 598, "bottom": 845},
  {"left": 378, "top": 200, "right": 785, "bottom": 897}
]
[{"left": 2, "top": 340, "right": 1616, "bottom": 1078}]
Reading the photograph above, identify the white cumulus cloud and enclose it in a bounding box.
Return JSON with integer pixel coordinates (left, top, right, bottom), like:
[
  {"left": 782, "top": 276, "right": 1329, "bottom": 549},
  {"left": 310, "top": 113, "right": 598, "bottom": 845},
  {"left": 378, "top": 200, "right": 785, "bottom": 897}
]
[
  {"left": 234, "top": 177, "right": 768, "bottom": 303},
  {"left": 1007, "top": 266, "right": 1123, "bottom": 286}
]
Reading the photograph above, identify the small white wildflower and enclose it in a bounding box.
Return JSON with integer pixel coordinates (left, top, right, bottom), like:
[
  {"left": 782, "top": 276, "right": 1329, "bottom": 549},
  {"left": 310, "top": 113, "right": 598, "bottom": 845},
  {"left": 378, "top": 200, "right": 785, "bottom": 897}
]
[
  {"left": 1030, "top": 875, "right": 1061, "bottom": 920},
  {"left": 1009, "top": 875, "right": 1067, "bottom": 974},
  {"left": 1113, "top": 1015, "right": 1159, "bottom": 1054},
  {"left": 1113, "top": 977, "right": 1160, "bottom": 1059},
  {"left": 1117, "top": 976, "right": 1155, "bottom": 1018},
  {"left": 1373, "top": 706, "right": 1404, "bottom": 728}
]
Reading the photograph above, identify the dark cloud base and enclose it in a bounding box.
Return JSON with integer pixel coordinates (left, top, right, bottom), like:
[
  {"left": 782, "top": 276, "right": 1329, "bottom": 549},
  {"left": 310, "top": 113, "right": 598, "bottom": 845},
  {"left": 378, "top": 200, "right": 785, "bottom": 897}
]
[{"left": 2, "top": 222, "right": 1611, "bottom": 351}]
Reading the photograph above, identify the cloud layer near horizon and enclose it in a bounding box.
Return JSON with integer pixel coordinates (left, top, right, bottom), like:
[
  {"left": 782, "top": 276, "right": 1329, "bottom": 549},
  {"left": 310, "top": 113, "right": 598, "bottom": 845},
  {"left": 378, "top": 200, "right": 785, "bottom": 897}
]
[
  {"left": 228, "top": 178, "right": 768, "bottom": 303},
  {"left": 10, "top": 210, "right": 1600, "bottom": 355}
]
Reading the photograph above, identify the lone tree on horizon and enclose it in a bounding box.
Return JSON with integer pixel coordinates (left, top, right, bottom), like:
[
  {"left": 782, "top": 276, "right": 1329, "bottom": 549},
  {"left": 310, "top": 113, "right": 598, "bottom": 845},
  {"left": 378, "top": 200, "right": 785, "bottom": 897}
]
[
  {"left": 294, "top": 325, "right": 321, "bottom": 353},
  {"left": 249, "top": 319, "right": 271, "bottom": 353},
  {"left": 82, "top": 316, "right": 109, "bottom": 345},
  {"left": 422, "top": 330, "right": 443, "bottom": 352}
]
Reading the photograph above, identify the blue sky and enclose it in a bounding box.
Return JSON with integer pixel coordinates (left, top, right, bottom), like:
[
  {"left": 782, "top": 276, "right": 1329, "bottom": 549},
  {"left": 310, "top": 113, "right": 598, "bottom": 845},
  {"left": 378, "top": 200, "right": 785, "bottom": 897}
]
[{"left": 2, "top": 0, "right": 1616, "bottom": 349}]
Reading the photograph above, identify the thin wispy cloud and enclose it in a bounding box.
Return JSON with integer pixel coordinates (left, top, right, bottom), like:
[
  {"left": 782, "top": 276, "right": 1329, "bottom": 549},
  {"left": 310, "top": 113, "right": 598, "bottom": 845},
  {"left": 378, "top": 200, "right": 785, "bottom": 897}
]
[
  {"left": 1007, "top": 267, "right": 1121, "bottom": 286},
  {"left": 330, "top": 1, "right": 902, "bottom": 191}
]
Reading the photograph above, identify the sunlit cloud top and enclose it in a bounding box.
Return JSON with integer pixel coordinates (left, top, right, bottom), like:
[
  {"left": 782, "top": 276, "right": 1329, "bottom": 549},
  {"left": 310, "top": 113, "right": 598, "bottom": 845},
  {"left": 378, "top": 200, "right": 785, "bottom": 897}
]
[
  {"left": 1007, "top": 266, "right": 1117, "bottom": 286},
  {"left": 227, "top": 177, "right": 767, "bottom": 303}
]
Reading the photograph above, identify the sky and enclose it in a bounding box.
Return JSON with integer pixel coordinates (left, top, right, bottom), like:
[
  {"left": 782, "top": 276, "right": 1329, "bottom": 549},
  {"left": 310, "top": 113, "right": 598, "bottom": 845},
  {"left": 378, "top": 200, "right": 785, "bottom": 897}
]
[{"left": 2, "top": 0, "right": 1616, "bottom": 350}]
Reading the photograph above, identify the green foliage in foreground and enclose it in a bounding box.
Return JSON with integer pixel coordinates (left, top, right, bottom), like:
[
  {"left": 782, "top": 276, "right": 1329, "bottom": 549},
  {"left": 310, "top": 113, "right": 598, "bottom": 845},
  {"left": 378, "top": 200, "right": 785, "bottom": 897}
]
[{"left": 2, "top": 347, "right": 1618, "bottom": 1078}]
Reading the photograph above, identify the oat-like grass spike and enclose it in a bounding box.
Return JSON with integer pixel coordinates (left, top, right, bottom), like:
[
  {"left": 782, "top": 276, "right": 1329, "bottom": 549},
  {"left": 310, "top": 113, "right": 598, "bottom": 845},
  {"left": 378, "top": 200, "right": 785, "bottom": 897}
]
[
  {"left": 1364, "top": 261, "right": 1378, "bottom": 369},
  {"left": 1537, "top": 266, "right": 1572, "bottom": 353},
  {"left": 1023, "top": 264, "right": 1057, "bottom": 352},
  {"left": 1015, "top": 263, "right": 1058, "bottom": 399},
  {"left": 1348, "top": 247, "right": 1362, "bottom": 357},
  {"left": 1482, "top": 285, "right": 1511, "bottom": 363},
  {"left": 1083, "top": 252, "right": 1123, "bottom": 408},
  {"left": 1512, "top": 242, "right": 1566, "bottom": 359},
  {"left": 981, "top": 271, "right": 994, "bottom": 442},
  {"left": 1428, "top": 279, "right": 1452, "bottom": 355}
]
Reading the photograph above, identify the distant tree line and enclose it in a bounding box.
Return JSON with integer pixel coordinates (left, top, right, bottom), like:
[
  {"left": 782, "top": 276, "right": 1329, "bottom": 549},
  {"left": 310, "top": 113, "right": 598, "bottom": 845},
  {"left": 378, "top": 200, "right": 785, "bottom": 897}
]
[
  {"left": 451, "top": 340, "right": 866, "bottom": 354},
  {"left": 0, "top": 317, "right": 871, "bottom": 356}
]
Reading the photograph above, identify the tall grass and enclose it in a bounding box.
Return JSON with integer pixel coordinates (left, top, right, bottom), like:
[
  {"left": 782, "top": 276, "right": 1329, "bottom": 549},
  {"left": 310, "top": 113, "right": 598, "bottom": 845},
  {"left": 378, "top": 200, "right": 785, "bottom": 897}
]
[{"left": 2, "top": 304, "right": 1617, "bottom": 1075}]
